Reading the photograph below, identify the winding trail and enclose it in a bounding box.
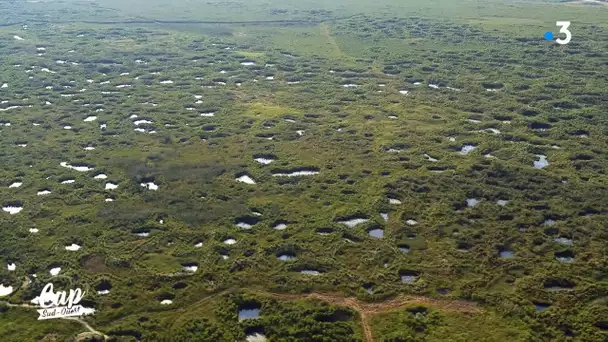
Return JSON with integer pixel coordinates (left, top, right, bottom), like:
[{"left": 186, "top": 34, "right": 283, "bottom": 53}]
[
  {"left": 61, "top": 317, "right": 109, "bottom": 339},
  {"left": 3, "top": 289, "right": 480, "bottom": 342},
  {"left": 320, "top": 23, "right": 343, "bottom": 57},
  {"left": 249, "top": 290, "right": 481, "bottom": 342},
  {"left": 171, "top": 289, "right": 481, "bottom": 342},
  {"left": 0, "top": 301, "right": 108, "bottom": 339}
]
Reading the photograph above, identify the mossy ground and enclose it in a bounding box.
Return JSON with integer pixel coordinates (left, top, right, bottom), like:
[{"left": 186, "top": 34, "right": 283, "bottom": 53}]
[{"left": 0, "top": 0, "right": 607, "bottom": 341}]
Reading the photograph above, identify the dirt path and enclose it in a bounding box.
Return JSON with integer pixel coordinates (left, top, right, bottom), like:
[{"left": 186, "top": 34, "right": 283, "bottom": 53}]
[
  {"left": 320, "top": 23, "right": 343, "bottom": 57},
  {"left": 62, "top": 317, "right": 109, "bottom": 339},
  {"left": 4, "top": 290, "right": 481, "bottom": 342},
  {"left": 1, "top": 301, "right": 108, "bottom": 340},
  {"left": 251, "top": 291, "right": 481, "bottom": 342}
]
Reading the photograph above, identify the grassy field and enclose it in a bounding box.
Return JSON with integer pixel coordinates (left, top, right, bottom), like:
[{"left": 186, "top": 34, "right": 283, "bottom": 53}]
[{"left": 0, "top": 0, "right": 606, "bottom": 341}]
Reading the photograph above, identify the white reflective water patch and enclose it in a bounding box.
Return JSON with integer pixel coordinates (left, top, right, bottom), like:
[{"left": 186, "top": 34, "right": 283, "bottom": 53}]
[
  {"left": 13, "top": 35, "right": 24, "bottom": 41},
  {"left": 254, "top": 158, "right": 274, "bottom": 165},
  {"left": 0, "top": 284, "right": 13, "bottom": 297},
  {"left": 272, "top": 171, "right": 319, "bottom": 177},
  {"left": 246, "top": 333, "right": 268, "bottom": 342},
  {"left": 9, "top": 182, "right": 22, "bottom": 188},
  {"left": 133, "top": 120, "right": 153, "bottom": 125},
  {"left": 183, "top": 265, "right": 198, "bottom": 272},
  {"left": 60, "top": 162, "right": 94, "bottom": 172},
  {"left": 0, "top": 106, "right": 24, "bottom": 112},
  {"left": 534, "top": 155, "right": 549, "bottom": 169},
  {"left": 339, "top": 218, "right": 369, "bottom": 228},
  {"left": 424, "top": 153, "right": 438, "bottom": 162},
  {"left": 49, "top": 267, "right": 61, "bottom": 276},
  {"left": 140, "top": 182, "right": 159, "bottom": 190},
  {"left": 105, "top": 182, "right": 118, "bottom": 190},
  {"left": 474, "top": 128, "right": 500, "bottom": 134},
  {"left": 459, "top": 145, "right": 477, "bottom": 155},
  {"left": 236, "top": 222, "right": 252, "bottom": 229},
  {"left": 2, "top": 206, "right": 23, "bottom": 214},
  {"left": 300, "top": 270, "right": 321, "bottom": 275},
  {"left": 83, "top": 116, "right": 97, "bottom": 122},
  {"left": 65, "top": 244, "right": 81, "bottom": 251},
  {"left": 466, "top": 198, "right": 479, "bottom": 207},
  {"left": 236, "top": 175, "right": 256, "bottom": 184},
  {"left": 273, "top": 223, "right": 287, "bottom": 230}
]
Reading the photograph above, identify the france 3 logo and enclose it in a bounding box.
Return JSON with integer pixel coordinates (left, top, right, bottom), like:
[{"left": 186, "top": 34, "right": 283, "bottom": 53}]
[{"left": 545, "top": 21, "right": 572, "bottom": 45}]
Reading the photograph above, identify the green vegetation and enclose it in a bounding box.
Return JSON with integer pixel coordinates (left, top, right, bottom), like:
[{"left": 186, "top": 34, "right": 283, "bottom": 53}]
[
  {"left": 0, "top": 0, "right": 606, "bottom": 341},
  {"left": 370, "top": 305, "right": 531, "bottom": 341}
]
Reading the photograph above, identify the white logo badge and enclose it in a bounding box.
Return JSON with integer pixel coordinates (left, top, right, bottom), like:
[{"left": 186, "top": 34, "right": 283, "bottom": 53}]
[{"left": 35, "top": 283, "right": 94, "bottom": 320}]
